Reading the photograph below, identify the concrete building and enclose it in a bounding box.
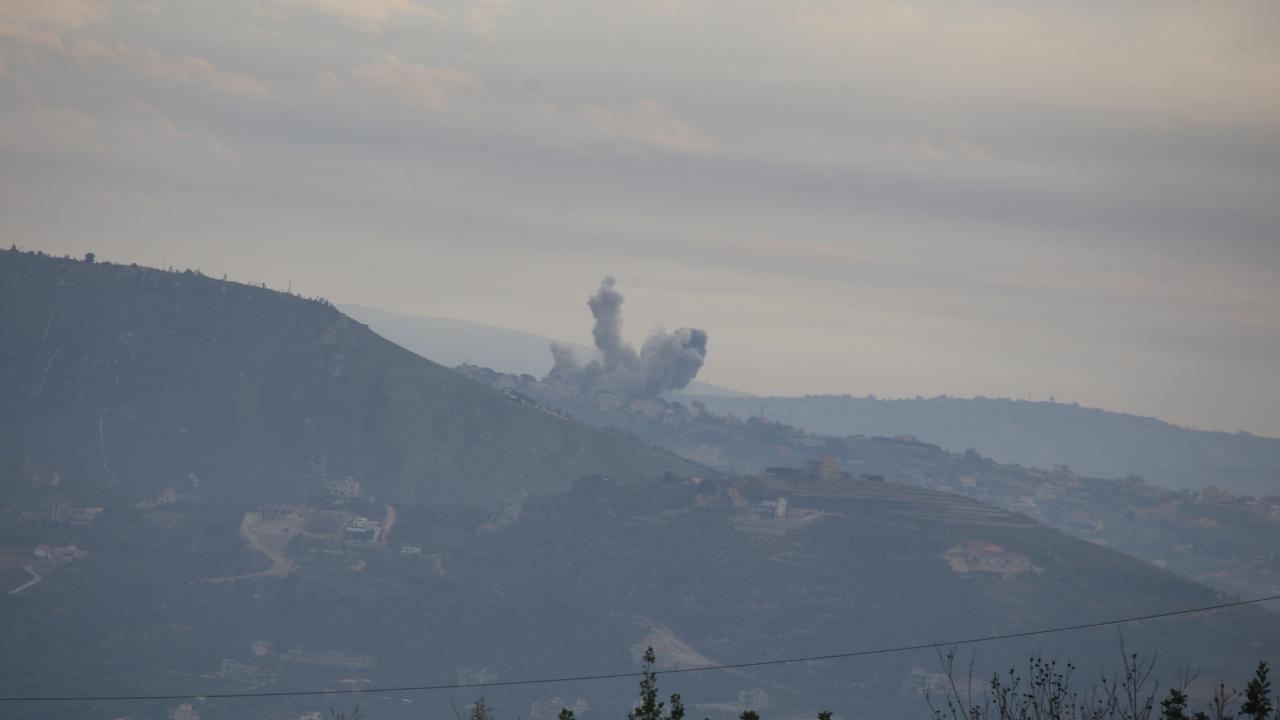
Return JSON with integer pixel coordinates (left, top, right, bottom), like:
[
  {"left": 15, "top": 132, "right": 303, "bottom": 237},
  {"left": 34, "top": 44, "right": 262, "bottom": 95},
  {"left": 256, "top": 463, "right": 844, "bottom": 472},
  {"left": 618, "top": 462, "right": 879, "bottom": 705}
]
[{"left": 344, "top": 516, "right": 381, "bottom": 543}]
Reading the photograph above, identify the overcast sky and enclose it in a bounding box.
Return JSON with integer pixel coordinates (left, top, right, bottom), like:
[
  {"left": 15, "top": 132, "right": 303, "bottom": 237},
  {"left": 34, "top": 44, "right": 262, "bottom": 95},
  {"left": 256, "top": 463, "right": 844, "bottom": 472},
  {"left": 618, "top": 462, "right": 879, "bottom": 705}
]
[{"left": 3, "top": 0, "right": 1279, "bottom": 435}]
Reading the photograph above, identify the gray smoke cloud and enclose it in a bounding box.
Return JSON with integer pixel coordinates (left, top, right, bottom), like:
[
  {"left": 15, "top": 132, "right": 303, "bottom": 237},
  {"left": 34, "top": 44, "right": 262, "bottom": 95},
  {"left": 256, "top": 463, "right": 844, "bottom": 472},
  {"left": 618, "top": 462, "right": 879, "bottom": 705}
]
[{"left": 548, "top": 277, "right": 708, "bottom": 397}]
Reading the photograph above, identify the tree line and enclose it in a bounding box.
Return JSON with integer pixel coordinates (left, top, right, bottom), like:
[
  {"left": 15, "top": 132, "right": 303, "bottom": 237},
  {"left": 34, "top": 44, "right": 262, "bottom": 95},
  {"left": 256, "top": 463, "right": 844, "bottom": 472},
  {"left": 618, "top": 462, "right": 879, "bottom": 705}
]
[{"left": 327, "top": 645, "right": 1274, "bottom": 720}]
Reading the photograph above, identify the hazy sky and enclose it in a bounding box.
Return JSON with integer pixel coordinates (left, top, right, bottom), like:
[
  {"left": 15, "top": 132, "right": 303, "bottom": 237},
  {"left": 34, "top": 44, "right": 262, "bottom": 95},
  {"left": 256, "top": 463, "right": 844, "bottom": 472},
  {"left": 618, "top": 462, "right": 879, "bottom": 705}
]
[{"left": 3, "top": 0, "right": 1279, "bottom": 435}]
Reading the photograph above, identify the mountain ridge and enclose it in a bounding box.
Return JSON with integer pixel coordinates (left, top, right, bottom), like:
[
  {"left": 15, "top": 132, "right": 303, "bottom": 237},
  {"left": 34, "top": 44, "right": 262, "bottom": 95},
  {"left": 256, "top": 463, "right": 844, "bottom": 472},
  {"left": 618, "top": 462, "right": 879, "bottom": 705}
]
[{"left": 0, "top": 250, "right": 699, "bottom": 506}]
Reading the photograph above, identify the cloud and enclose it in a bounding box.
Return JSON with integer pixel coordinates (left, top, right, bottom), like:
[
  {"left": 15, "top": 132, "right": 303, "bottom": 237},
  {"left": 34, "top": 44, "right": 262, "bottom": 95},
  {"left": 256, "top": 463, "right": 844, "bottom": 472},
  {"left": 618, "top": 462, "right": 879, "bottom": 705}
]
[
  {"left": 468, "top": 0, "right": 510, "bottom": 38},
  {"left": 0, "top": 0, "right": 107, "bottom": 31},
  {"left": 272, "top": 0, "right": 431, "bottom": 31},
  {"left": 0, "top": 0, "right": 104, "bottom": 65},
  {"left": 582, "top": 99, "right": 714, "bottom": 154},
  {"left": 0, "top": 96, "right": 240, "bottom": 170},
  {"left": 912, "top": 136, "right": 991, "bottom": 161},
  {"left": 252, "top": 6, "right": 288, "bottom": 23},
  {"left": 349, "top": 55, "right": 482, "bottom": 111},
  {"left": 70, "top": 41, "right": 271, "bottom": 100},
  {"left": 314, "top": 70, "right": 350, "bottom": 95}
]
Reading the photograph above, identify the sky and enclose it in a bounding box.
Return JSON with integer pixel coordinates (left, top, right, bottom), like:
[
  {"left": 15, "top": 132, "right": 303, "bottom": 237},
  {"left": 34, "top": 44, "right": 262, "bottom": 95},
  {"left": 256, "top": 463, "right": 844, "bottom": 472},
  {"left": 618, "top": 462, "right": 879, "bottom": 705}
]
[{"left": 2, "top": 0, "right": 1279, "bottom": 436}]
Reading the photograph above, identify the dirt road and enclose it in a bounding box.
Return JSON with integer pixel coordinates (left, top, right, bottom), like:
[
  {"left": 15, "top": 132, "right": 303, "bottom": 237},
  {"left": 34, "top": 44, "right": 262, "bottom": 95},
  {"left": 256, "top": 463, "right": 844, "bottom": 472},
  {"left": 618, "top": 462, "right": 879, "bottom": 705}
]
[
  {"left": 201, "top": 512, "right": 297, "bottom": 584},
  {"left": 8, "top": 565, "right": 43, "bottom": 595}
]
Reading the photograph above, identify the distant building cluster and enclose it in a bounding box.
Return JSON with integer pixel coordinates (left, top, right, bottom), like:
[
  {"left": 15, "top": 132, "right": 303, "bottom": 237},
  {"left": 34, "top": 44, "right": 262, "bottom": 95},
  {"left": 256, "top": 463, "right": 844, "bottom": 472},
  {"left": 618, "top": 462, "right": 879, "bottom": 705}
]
[{"left": 325, "top": 477, "right": 362, "bottom": 499}]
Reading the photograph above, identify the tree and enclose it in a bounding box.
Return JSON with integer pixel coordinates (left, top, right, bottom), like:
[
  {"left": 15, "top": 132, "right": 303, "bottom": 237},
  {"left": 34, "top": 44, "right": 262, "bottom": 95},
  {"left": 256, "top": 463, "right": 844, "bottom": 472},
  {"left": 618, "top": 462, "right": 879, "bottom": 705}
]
[
  {"left": 740, "top": 712, "right": 760, "bottom": 720},
  {"left": 928, "top": 646, "right": 1274, "bottom": 720},
  {"left": 629, "top": 647, "right": 686, "bottom": 720},
  {"left": 1240, "top": 663, "right": 1274, "bottom": 720},
  {"left": 1162, "top": 688, "right": 1192, "bottom": 720},
  {"left": 469, "top": 697, "right": 494, "bottom": 720}
]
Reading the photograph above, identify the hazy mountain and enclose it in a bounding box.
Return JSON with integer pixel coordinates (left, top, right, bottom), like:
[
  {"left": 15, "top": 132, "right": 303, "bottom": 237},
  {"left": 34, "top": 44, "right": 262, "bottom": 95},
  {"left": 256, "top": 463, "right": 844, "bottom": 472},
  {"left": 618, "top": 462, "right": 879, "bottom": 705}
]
[
  {"left": 457, "top": 366, "right": 1280, "bottom": 605},
  {"left": 339, "top": 302, "right": 751, "bottom": 399},
  {"left": 0, "top": 251, "right": 696, "bottom": 506},
  {"left": 342, "top": 304, "right": 1277, "bottom": 496},
  {"left": 682, "top": 395, "right": 1280, "bottom": 495}
]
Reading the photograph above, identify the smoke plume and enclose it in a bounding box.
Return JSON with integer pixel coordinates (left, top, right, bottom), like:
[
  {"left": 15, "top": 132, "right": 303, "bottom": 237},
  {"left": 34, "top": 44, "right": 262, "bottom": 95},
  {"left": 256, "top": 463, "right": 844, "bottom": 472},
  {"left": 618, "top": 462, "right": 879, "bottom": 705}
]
[{"left": 547, "top": 277, "right": 708, "bottom": 397}]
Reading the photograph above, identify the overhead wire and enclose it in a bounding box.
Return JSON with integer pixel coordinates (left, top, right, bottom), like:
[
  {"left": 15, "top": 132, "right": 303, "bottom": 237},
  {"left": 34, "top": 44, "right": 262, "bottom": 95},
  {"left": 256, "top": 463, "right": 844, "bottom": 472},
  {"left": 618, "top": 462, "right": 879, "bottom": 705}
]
[{"left": 2, "top": 593, "right": 1277, "bottom": 704}]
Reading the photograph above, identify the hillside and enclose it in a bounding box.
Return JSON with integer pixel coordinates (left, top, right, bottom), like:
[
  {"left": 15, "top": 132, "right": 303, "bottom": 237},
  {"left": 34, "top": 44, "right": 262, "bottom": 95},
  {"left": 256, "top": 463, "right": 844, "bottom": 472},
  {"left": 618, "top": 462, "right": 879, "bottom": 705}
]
[
  {"left": 0, "top": 250, "right": 697, "bottom": 506},
  {"left": 456, "top": 367, "right": 1280, "bottom": 604},
  {"left": 1, "top": 472, "right": 1276, "bottom": 720},
  {"left": 684, "top": 395, "right": 1280, "bottom": 494}
]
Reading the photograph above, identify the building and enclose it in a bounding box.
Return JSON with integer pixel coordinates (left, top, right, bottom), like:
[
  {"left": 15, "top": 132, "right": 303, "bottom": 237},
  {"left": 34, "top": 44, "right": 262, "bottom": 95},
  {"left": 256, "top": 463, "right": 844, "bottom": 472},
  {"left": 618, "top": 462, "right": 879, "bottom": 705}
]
[
  {"left": 495, "top": 495, "right": 525, "bottom": 526},
  {"left": 344, "top": 516, "right": 381, "bottom": 543},
  {"left": 326, "top": 477, "right": 362, "bottom": 499},
  {"left": 400, "top": 545, "right": 423, "bottom": 555},
  {"left": 752, "top": 497, "right": 788, "bottom": 520},
  {"left": 818, "top": 454, "right": 840, "bottom": 481},
  {"left": 34, "top": 544, "right": 86, "bottom": 562},
  {"left": 65, "top": 506, "right": 103, "bottom": 526},
  {"left": 260, "top": 504, "right": 294, "bottom": 521}
]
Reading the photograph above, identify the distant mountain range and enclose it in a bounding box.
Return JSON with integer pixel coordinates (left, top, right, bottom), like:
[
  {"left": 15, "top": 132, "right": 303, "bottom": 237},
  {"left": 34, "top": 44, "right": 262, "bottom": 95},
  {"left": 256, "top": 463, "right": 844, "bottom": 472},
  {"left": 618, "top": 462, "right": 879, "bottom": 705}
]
[
  {"left": 683, "top": 395, "right": 1280, "bottom": 494},
  {"left": 343, "top": 303, "right": 1278, "bottom": 496}
]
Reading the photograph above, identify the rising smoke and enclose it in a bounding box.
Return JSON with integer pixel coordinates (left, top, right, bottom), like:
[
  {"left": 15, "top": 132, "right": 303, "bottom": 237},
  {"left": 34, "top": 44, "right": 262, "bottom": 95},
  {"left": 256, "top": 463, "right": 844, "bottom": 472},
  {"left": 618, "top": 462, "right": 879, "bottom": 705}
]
[{"left": 547, "top": 277, "right": 708, "bottom": 398}]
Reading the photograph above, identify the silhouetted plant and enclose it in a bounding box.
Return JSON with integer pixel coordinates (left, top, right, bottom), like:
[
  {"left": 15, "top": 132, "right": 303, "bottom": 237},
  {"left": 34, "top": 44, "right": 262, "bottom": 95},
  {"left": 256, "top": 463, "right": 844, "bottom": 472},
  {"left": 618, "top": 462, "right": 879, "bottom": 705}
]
[
  {"left": 1239, "top": 663, "right": 1273, "bottom": 720},
  {"left": 470, "top": 697, "right": 494, "bottom": 720},
  {"left": 629, "top": 646, "right": 686, "bottom": 720},
  {"left": 928, "top": 644, "right": 1272, "bottom": 720}
]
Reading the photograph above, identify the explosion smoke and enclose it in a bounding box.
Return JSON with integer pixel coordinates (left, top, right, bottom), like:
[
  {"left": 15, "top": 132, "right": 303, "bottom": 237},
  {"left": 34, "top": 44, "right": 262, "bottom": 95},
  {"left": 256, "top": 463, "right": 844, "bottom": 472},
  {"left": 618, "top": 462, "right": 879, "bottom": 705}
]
[{"left": 547, "top": 277, "right": 708, "bottom": 398}]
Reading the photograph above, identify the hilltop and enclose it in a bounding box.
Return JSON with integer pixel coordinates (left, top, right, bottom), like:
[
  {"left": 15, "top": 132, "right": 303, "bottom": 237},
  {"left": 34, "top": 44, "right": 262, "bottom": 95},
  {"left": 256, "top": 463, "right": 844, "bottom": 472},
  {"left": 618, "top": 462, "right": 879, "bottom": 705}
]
[{"left": 0, "top": 250, "right": 698, "bottom": 507}]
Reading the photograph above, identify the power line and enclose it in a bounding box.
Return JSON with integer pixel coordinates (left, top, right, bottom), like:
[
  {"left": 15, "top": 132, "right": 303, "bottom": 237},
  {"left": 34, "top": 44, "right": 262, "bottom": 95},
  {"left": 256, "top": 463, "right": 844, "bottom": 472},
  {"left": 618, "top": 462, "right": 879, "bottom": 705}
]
[{"left": 3, "top": 593, "right": 1277, "bottom": 704}]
